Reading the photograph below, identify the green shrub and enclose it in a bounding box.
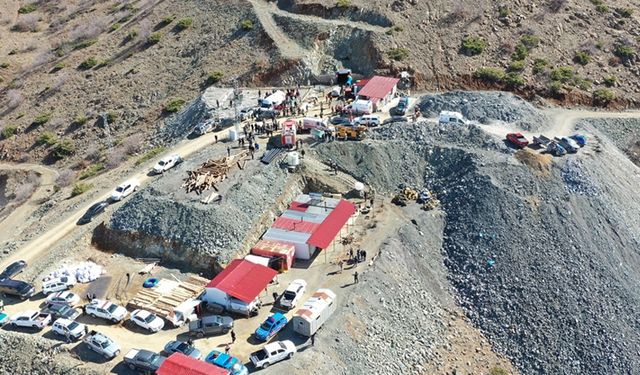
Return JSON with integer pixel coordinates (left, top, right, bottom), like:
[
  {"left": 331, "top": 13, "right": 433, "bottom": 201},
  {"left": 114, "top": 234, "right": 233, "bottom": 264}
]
[
  {"left": 71, "top": 182, "right": 93, "bottom": 197},
  {"left": 79, "top": 163, "right": 105, "bottom": 179},
  {"left": 207, "top": 71, "right": 224, "bottom": 85},
  {"left": 385, "top": 25, "right": 403, "bottom": 35},
  {"left": 110, "top": 23, "right": 121, "bottom": 31},
  {"left": 1, "top": 125, "right": 18, "bottom": 139},
  {"left": 106, "top": 112, "right": 117, "bottom": 124},
  {"left": 508, "top": 60, "right": 525, "bottom": 72},
  {"left": 53, "top": 62, "right": 65, "bottom": 71},
  {"left": 615, "top": 45, "right": 635, "bottom": 60},
  {"left": 176, "top": 17, "right": 192, "bottom": 30},
  {"left": 33, "top": 113, "right": 51, "bottom": 126},
  {"left": 136, "top": 146, "right": 166, "bottom": 165},
  {"left": 74, "top": 39, "right": 97, "bottom": 50},
  {"left": 73, "top": 115, "right": 88, "bottom": 126},
  {"left": 549, "top": 81, "right": 564, "bottom": 94},
  {"left": 78, "top": 57, "right": 98, "bottom": 70},
  {"left": 387, "top": 47, "right": 409, "bottom": 61},
  {"left": 53, "top": 139, "right": 75, "bottom": 159},
  {"left": 550, "top": 66, "right": 574, "bottom": 83},
  {"left": 18, "top": 4, "right": 37, "bottom": 14},
  {"left": 473, "top": 67, "right": 505, "bottom": 83},
  {"left": 164, "top": 98, "right": 186, "bottom": 113},
  {"left": 504, "top": 72, "right": 525, "bottom": 87},
  {"left": 520, "top": 35, "right": 540, "bottom": 50},
  {"left": 617, "top": 8, "right": 633, "bottom": 17},
  {"left": 489, "top": 367, "right": 509, "bottom": 375},
  {"left": 511, "top": 44, "right": 528, "bottom": 61},
  {"left": 37, "top": 131, "right": 58, "bottom": 146},
  {"left": 460, "top": 36, "right": 486, "bottom": 56},
  {"left": 595, "top": 40, "right": 604, "bottom": 50},
  {"left": 0, "top": 62, "right": 9, "bottom": 68},
  {"left": 120, "top": 14, "right": 133, "bottom": 23},
  {"left": 595, "top": 4, "right": 609, "bottom": 13},
  {"left": 574, "top": 51, "right": 591, "bottom": 65},
  {"left": 240, "top": 19, "right": 253, "bottom": 30},
  {"left": 589, "top": 0, "right": 603, "bottom": 5},
  {"left": 603, "top": 75, "right": 617, "bottom": 87},
  {"left": 498, "top": 5, "right": 510, "bottom": 17},
  {"left": 532, "top": 58, "right": 548, "bottom": 74},
  {"left": 593, "top": 88, "right": 615, "bottom": 104},
  {"left": 147, "top": 32, "right": 162, "bottom": 44},
  {"left": 337, "top": 0, "right": 351, "bottom": 7},
  {"left": 127, "top": 29, "right": 138, "bottom": 41},
  {"left": 574, "top": 77, "right": 592, "bottom": 90},
  {"left": 161, "top": 15, "right": 176, "bottom": 26}
]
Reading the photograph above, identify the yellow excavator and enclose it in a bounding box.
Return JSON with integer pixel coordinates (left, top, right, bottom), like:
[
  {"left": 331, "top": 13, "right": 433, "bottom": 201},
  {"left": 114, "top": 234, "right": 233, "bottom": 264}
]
[{"left": 335, "top": 125, "right": 367, "bottom": 140}]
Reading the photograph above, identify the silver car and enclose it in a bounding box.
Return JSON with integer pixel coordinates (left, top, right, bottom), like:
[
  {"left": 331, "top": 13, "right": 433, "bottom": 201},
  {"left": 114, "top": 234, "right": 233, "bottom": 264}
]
[{"left": 83, "top": 330, "right": 121, "bottom": 360}]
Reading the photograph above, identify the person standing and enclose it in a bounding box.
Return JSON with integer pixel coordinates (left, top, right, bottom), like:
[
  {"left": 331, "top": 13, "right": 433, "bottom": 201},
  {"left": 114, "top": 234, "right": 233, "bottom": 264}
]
[
  {"left": 272, "top": 292, "right": 278, "bottom": 304},
  {"left": 338, "top": 260, "right": 344, "bottom": 274},
  {"left": 230, "top": 329, "right": 236, "bottom": 343},
  {"left": 353, "top": 271, "right": 359, "bottom": 284},
  {"left": 311, "top": 333, "right": 316, "bottom": 346},
  {"left": 215, "top": 135, "right": 218, "bottom": 143},
  {"left": 225, "top": 344, "right": 230, "bottom": 354},
  {"left": 227, "top": 146, "right": 231, "bottom": 157}
]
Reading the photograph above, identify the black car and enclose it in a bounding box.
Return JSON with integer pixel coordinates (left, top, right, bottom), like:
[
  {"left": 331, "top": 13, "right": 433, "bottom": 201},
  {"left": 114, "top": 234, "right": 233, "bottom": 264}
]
[
  {"left": 41, "top": 303, "right": 81, "bottom": 321},
  {"left": 0, "top": 279, "right": 35, "bottom": 299},
  {"left": 77, "top": 201, "right": 109, "bottom": 225},
  {"left": 255, "top": 109, "right": 279, "bottom": 120},
  {"left": 0, "top": 260, "right": 27, "bottom": 281},
  {"left": 124, "top": 349, "right": 166, "bottom": 372},
  {"left": 330, "top": 116, "right": 351, "bottom": 126}
]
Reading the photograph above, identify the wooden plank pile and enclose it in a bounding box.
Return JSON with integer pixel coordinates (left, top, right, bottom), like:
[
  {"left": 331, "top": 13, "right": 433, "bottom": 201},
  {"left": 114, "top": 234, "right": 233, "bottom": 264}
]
[
  {"left": 182, "top": 151, "right": 249, "bottom": 195},
  {"left": 127, "top": 275, "right": 210, "bottom": 319}
]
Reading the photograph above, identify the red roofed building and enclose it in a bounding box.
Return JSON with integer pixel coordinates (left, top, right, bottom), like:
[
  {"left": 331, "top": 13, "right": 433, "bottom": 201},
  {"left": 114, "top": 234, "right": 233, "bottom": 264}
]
[
  {"left": 272, "top": 217, "right": 319, "bottom": 233},
  {"left": 203, "top": 259, "right": 277, "bottom": 312},
  {"left": 307, "top": 200, "right": 357, "bottom": 249},
  {"left": 356, "top": 76, "right": 400, "bottom": 111},
  {"left": 157, "top": 353, "right": 229, "bottom": 375}
]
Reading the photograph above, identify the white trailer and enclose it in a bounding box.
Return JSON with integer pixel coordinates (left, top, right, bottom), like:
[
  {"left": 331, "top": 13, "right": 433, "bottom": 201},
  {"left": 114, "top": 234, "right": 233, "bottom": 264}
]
[
  {"left": 292, "top": 289, "right": 336, "bottom": 336},
  {"left": 260, "top": 90, "right": 286, "bottom": 109}
]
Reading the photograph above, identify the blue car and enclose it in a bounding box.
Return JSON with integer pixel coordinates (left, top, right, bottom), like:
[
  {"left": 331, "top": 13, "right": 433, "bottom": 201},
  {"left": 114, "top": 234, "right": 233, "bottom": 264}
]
[
  {"left": 254, "top": 313, "right": 288, "bottom": 342},
  {"left": 570, "top": 134, "right": 587, "bottom": 147},
  {"left": 205, "top": 350, "right": 248, "bottom": 375}
]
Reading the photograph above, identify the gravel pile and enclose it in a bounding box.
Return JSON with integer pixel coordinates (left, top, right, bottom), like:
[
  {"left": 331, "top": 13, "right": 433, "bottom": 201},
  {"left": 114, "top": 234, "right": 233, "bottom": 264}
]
[
  {"left": 417, "top": 91, "right": 550, "bottom": 131},
  {"left": 0, "top": 332, "right": 101, "bottom": 375},
  {"left": 312, "top": 101, "right": 640, "bottom": 375},
  {"left": 576, "top": 117, "right": 640, "bottom": 150}
]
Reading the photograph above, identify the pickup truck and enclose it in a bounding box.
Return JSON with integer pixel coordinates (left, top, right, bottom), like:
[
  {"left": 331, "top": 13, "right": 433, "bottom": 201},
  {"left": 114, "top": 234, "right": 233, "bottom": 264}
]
[
  {"left": 84, "top": 299, "right": 128, "bottom": 323},
  {"left": 83, "top": 330, "right": 121, "bottom": 359},
  {"left": 189, "top": 315, "right": 233, "bottom": 338},
  {"left": 10, "top": 310, "right": 51, "bottom": 329},
  {"left": 250, "top": 340, "right": 297, "bottom": 369},
  {"left": 123, "top": 349, "right": 166, "bottom": 372}
]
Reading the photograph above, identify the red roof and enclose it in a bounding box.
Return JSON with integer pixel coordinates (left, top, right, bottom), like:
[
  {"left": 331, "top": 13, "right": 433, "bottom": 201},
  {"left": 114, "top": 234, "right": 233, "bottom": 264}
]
[
  {"left": 157, "top": 353, "right": 228, "bottom": 375},
  {"left": 272, "top": 217, "right": 319, "bottom": 233},
  {"left": 307, "top": 200, "right": 356, "bottom": 249},
  {"left": 357, "top": 76, "right": 400, "bottom": 100},
  {"left": 206, "top": 259, "right": 278, "bottom": 303},
  {"left": 289, "top": 201, "right": 309, "bottom": 212}
]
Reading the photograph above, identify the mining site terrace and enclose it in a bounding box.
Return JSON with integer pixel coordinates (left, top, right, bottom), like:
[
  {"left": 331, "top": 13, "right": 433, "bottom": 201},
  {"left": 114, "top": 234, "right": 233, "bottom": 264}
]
[{"left": 1, "top": 1, "right": 640, "bottom": 375}]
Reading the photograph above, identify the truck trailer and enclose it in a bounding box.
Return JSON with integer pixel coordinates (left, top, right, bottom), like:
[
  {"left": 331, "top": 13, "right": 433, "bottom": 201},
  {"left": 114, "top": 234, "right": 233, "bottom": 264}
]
[{"left": 292, "top": 289, "right": 336, "bottom": 336}]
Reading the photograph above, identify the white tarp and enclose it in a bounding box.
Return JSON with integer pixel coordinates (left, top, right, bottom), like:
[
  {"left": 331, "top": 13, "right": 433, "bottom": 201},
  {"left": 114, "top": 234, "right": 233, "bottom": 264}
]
[{"left": 43, "top": 262, "right": 104, "bottom": 284}]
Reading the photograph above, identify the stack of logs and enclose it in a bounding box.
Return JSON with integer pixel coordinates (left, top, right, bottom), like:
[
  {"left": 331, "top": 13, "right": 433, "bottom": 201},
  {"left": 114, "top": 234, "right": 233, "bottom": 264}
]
[{"left": 182, "top": 150, "right": 249, "bottom": 195}]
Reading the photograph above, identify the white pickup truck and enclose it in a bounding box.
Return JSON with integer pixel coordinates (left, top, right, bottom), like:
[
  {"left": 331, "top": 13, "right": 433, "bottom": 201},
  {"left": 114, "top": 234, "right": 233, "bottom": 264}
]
[
  {"left": 250, "top": 340, "right": 297, "bottom": 369},
  {"left": 10, "top": 310, "right": 52, "bottom": 329}
]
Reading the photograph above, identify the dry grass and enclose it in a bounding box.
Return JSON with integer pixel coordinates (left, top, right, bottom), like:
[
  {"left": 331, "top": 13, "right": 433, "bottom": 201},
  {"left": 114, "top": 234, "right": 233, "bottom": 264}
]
[{"left": 515, "top": 149, "right": 553, "bottom": 178}]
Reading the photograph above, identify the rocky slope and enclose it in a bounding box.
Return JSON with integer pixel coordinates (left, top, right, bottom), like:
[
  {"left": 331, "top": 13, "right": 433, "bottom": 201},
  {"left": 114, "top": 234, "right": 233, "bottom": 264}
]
[{"left": 310, "top": 93, "right": 640, "bottom": 374}]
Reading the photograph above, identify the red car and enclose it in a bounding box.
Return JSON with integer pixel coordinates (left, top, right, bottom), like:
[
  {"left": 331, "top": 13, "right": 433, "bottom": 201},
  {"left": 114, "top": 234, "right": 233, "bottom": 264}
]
[{"left": 506, "top": 133, "right": 529, "bottom": 148}]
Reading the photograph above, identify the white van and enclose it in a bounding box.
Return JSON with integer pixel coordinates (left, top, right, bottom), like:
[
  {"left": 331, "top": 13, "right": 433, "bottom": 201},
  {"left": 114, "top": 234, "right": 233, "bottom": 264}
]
[
  {"left": 52, "top": 318, "right": 86, "bottom": 341},
  {"left": 351, "top": 99, "right": 373, "bottom": 115},
  {"left": 302, "top": 117, "right": 327, "bottom": 131},
  {"left": 438, "top": 111, "right": 466, "bottom": 125},
  {"left": 42, "top": 276, "right": 75, "bottom": 295},
  {"left": 355, "top": 115, "right": 381, "bottom": 127}
]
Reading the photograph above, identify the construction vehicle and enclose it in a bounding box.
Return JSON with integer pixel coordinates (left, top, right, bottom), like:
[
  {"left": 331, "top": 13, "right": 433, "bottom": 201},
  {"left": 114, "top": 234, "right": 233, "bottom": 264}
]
[
  {"left": 392, "top": 187, "right": 418, "bottom": 206},
  {"left": 418, "top": 190, "right": 440, "bottom": 211},
  {"left": 336, "top": 125, "right": 366, "bottom": 140}
]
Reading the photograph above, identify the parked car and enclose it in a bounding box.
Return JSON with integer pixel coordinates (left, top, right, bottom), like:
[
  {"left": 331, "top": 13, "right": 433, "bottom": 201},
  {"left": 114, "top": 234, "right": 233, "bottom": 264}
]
[
  {"left": 557, "top": 136, "right": 579, "bottom": 153},
  {"left": 10, "top": 310, "right": 51, "bottom": 329},
  {"left": 250, "top": 340, "right": 297, "bottom": 369},
  {"left": 330, "top": 116, "right": 351, "bottom": 126},
  {"left": 153, "top": 154, "right": 182, "bottom": 174},
  {"left": 194, "top": 118, "right": 218, "bottom": 136},
  {"left": 163, "top": 340, "right": 202, "bottom": 359},
  {"left": 391, "top": 97, "right": 408, "bottom": 116},
  {"left": 506, "top": 133, "right": 530, "bottom": 149},
  {"left": 0, "top": 279, "right": 35, "bottom": 299},
  {"left": 438, "top": 111, "right": 466, "bottom": 125},
  {"left": 205, "top": 350, "right": 249, "bottom": 375},
  {"left": 110, "top": 179, "right": 140, "bottom": 201},
  {"left": 41, "top": 303, "right": 80, "bottom": 320},
  {"left": 84, "top": 330, "right": 120, "bottom": 359},
  {"left": 130, "top": 309, "right": 164, "bottom": 332},
  {"left": 189, "top": 315, "right": 233, "bottom": 338},
  {"left": 354, "top": 115, "right": 381, "bottom": 127},
  {"left": 42, "top": 277, "right": 76, "bottom": 295},
  {"left": 123, "top": 349, "right": 166, "bottom": 372},
  {"left": 0, "top": 260, "right": 27, "bottom": 281},
  {"left": 46, "top": 291, "right": 81, "bottom": 306},
  {"left": 254, "top": 313, "right": 288, "bottom": 341},
  {"left": 77, "top": 201, "right": 109, "bottom": 225},
  {"left": 239, "top": 107, "right": 254, "bottom": 121},
  {"left": 52, "top": 318, "right": 86, "bottom": 341},
  {"left": 85, "top": 299, "right": 128, "bottom": 323},
  {"left": 280, "top": 279, "right": 307, "bottom": 310},
  {"left": 570, "top": 134, "right": 587, "bottom": 147}
]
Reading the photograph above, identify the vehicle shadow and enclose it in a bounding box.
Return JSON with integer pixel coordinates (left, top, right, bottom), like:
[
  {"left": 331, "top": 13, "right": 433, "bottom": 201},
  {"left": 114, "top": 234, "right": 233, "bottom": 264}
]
[
  {"left": 1, "top": 323, "right": 45, "bottom": 333},
  {"left": 76, "top": 314, "right": 123, "bottom": 328},
  {"left": 70, "top": 342, "right": 117, "bottom": 364}
]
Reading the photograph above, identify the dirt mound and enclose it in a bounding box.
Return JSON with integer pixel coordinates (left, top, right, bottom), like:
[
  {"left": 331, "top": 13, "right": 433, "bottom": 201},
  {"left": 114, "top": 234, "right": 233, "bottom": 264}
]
[
  {"left": 312, "top": 116, "right": 640, "bottom": 374},
  {"left": 515, "top": 149, "right": 552, "bottom": 177}
]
